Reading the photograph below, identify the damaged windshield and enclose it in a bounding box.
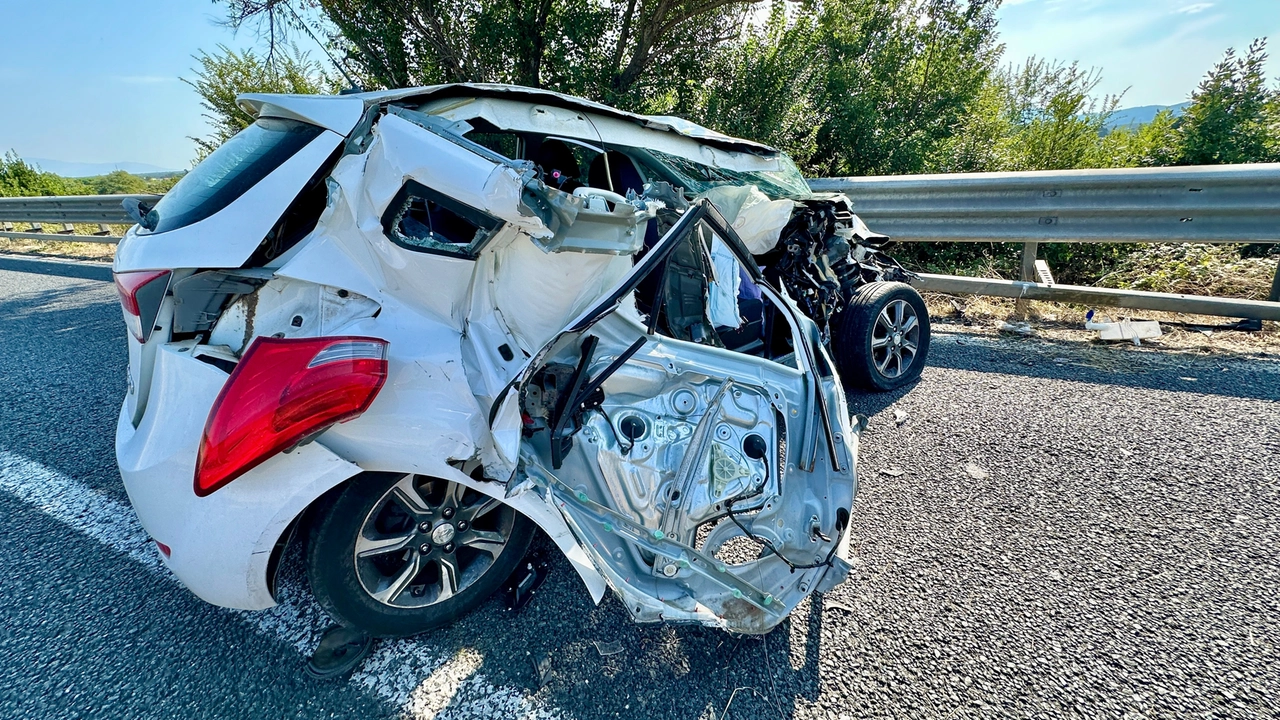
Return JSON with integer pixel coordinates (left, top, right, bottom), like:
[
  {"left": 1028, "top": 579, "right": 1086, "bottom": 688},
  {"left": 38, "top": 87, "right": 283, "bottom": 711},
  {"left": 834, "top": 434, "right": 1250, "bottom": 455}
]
[{"left": 647, "top": 149, "right": 813, "bottom": 200}]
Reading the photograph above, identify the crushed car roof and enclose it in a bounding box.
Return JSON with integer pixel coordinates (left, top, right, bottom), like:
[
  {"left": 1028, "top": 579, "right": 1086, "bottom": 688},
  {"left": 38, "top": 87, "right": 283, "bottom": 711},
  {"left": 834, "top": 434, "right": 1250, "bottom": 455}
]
[{"left": 237, "top": 83, "right": 780, "bottom": 157}]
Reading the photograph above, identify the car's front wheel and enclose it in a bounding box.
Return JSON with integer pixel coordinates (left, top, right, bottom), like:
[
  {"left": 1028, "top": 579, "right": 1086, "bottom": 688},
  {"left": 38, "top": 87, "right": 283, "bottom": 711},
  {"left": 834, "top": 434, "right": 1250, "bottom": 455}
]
[
  {"left": 306, "top": 472, "right": 534, "bottom": 638},
  {"left": 831, "top": 281, "right": 931, "bottom": 392}
]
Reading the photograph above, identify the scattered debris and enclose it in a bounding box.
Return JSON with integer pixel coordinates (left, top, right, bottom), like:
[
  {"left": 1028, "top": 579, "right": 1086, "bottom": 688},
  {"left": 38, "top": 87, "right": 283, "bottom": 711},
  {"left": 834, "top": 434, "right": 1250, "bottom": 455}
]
[
  {"left": 305, "top": 625, "right": 374, "bottom": 680},
  {"left": 893, "top": 409, "right": 909, "bottom": 426},
  {"left": 504, "top": 554, "right": 550, "bottom": 612},
  {"left": 964, "top": 463, "right": 990, "bottom": 480},
  {"left": 825, "top": 598, "right": 857, "bottom": 614},
  {"left": 592, "top": 640, "right": 625, "bottom": 657},
  {"left": 997, "top": 321, "right": 1035, "bottom": 336},
  {"left": 1179, "top": 377, "right": 1198, "bottom": 382},
  {"left": 532, "top": 652, "right": 554, "bottom": 689},
  {"left": 1085, "top": 309, "right": 1162, "bottom": 346},
  {"left": 1053, "top": 357, "right": 1070, "bottom": 364},
  {"left": 879, "top": 467, "right": 906, "bottom": 478}
]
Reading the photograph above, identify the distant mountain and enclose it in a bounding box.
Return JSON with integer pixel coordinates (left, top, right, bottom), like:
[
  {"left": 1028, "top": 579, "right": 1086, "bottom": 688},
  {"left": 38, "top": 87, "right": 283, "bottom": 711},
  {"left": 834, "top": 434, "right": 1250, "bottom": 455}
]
[
  {"left": 26, "top": 158, "right": 182, "bottom": 178},
  {"left": 1104, "top": 102, "right": 1190, "bottom": 131}
]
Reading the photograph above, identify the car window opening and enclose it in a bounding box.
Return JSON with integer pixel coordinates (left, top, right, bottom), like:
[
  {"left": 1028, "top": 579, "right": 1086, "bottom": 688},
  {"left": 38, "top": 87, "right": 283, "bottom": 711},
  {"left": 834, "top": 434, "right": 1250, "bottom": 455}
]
[
  {"left": 382, "top": 180, "right": 505, "bottom": 259},
  {"left": 636, "top": 218, "right": 796, "bottom": 367}
]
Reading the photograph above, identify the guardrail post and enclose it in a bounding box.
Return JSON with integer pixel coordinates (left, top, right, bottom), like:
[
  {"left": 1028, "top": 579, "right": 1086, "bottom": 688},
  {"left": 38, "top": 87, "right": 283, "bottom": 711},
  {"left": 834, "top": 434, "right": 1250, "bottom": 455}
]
[
  {"left": 1270, "top": 256, "right": 1280, "bottom": 303},
  {"left": 1015, "top": 241, "right": 1038, "bottom": 318}
]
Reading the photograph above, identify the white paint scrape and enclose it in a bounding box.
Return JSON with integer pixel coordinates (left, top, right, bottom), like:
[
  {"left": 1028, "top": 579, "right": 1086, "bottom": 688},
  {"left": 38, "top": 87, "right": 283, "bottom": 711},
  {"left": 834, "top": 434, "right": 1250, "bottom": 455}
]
[{"left": 0, "top": 449, "right": 564, "bottom": 720}]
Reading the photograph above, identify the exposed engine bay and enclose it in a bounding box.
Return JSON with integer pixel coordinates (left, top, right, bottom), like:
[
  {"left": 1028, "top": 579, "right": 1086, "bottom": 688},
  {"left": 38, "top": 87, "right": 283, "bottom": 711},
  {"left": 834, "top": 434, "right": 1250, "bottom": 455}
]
[{"left": 758, "top": 198, "right": 913, "bottom": 341}]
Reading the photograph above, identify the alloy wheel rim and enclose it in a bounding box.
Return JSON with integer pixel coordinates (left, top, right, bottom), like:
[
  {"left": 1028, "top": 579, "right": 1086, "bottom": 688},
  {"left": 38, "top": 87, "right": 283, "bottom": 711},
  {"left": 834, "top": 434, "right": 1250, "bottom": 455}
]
[
  {"left": 354, "top": 474, "right": 513, "bottom": 609},
  {"left": 870, "top": 299, "right": 920, "bottom": 379}
]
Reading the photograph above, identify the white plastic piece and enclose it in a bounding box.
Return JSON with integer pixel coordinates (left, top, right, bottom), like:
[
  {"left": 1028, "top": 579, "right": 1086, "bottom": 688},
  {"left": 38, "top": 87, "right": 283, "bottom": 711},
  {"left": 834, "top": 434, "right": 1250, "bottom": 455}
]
[
  {"left": 237, "top": 94, "right": 367, "bottom": 135},
  {"left": 1086, "top": 319, "right": 1162, "bottom": 345},
  {"left": 115, "top": 345, "right": 363, "bottom": 610}
]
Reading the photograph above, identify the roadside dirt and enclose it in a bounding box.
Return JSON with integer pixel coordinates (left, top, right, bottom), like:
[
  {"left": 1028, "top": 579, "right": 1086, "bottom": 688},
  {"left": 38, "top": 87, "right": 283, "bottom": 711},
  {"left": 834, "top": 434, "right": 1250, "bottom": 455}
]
[{"left": 924, "top": 293, "right": 1280, "bottom": 359}]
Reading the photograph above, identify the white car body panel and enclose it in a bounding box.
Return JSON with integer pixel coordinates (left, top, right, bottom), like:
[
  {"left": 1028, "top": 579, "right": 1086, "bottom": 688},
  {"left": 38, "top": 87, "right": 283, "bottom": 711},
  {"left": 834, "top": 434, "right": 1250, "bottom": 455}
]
[
  {"left": 238, "top": 93, "right": 367, "bottom": 135},
  {"left": 115, "top": 343, "right": 363, "bottom": 609}
]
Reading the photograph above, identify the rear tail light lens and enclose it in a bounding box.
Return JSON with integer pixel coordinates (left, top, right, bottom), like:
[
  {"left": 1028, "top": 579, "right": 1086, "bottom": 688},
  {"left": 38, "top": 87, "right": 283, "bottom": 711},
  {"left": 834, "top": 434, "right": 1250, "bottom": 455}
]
[
  {"left": 194, "top": 336, "right": 389, "bottom": 497},
  {"left": 113, "top": 270, "right": 171, "bottom": 342}
]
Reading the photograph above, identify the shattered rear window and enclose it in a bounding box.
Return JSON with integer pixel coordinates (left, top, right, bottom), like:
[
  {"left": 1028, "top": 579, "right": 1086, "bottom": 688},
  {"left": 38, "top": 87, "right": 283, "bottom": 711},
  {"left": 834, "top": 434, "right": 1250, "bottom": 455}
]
[
  {"left": 647, "top": 149, "right": 812, "bottom": 200},
  {"left": 381, "top": 180, "right": 505, "bottom": 259}
]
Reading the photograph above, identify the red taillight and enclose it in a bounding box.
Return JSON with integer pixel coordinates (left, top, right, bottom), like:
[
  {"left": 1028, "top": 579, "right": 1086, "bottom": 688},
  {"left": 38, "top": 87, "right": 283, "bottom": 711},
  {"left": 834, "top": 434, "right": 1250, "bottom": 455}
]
[
  {"left": 194, "top": 336, "right": 389, "bottom": 497},
  {"left": 114, "top": 269, "right": 171, "bottom": 342},
  {"left": 155, "top": 540, "right": 172, "bottom": 558}
]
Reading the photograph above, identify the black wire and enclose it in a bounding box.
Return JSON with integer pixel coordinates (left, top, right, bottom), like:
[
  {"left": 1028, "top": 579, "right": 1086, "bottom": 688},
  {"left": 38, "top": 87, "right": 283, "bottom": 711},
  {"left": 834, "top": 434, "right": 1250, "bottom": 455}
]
[{"left": 723, "top": 496, "right": 840, "bottom": 572}]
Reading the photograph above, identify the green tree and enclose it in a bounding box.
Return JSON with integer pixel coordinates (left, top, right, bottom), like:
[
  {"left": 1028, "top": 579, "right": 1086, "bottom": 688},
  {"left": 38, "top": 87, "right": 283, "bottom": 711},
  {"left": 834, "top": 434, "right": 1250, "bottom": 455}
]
[
  {"left": 679, "top": 0, "right": 1001, "bottom": 176},
  {"left": 683, "top": 3, "right": 826, "bottom": 169},
  {"left": 929, "top": 58, "right": 1122, "bottom": 173},
  {"left": 809, "top": 0, "right": 1000, "bottom": 177},
  {"left": 217, "top": 0, "right": 762, "bottom": 111},
  {"left": 185, "top": 44, "right": 335, "bottom": 157},
  {"left": 0, "top": 152, "right": 75, "bottom": 197},
  {"left": 1178, "top": 39, "right": 1276, "bottom": 165},
  {"left": 1096, "top": 109, "right": 1182, "bottom": 168},
  {"left": 90, "top": 170, "right": 150, "bottom": 195}
]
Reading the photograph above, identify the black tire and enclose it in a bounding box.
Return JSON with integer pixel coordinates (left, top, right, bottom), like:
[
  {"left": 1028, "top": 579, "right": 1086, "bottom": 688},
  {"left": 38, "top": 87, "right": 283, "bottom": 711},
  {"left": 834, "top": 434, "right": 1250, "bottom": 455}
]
[
  {"left": 831, "top": 281, "right": 930, "bottom": 392},
  {"left": 306, "top": 472, "right": 535, "bottom": 638}
]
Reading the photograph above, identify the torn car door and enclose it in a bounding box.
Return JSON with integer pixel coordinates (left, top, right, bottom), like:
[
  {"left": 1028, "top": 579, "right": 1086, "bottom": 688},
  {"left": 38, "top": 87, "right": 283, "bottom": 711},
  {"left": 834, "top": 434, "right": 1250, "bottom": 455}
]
[{"left": 507, "top": 200, "right": 858, "bottom": 634}]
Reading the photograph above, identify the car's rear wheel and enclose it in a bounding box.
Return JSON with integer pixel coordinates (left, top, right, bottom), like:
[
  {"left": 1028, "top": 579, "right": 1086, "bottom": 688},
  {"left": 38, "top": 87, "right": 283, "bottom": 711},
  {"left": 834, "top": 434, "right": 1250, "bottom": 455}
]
[
  {"left": 306, "top": 472, "right": 534, "bottom": 638},
  {"left": 831, "top": 281, "right": 930, "bottom": 392}
]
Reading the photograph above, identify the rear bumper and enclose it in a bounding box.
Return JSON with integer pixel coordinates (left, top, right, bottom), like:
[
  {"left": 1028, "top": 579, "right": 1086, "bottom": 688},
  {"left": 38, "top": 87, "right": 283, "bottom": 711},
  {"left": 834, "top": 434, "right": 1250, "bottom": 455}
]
[{"left": 115, "top": 343, "right": 361, "bottom": 610}]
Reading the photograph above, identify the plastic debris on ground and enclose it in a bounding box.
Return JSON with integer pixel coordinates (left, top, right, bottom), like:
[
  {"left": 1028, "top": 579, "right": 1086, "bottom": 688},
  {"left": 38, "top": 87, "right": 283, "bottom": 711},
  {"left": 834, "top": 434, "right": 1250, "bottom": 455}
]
[
  {"left": 879, "top": 467, "right": 906, "bottom": 477},
  {"left": 893, "top": 409, "right": 909, "bottom": 426},
  {"left": 504, "top": 552, "right": 550, "bottom": 612},
  {"left": 592, "top": 640, "right": 625, "bottom": 657},
  {"left": 1084, "top": 309, "right": 1162, "bottom": 346},
  {"left": 997, "top": 321, "right": 1035, "bottom": 336},
  {"left": 532, "top": 652, "right": 554, "bottom": 689},
  {"left": 965, "top": 463, "right": 990, "bottom": 480}
]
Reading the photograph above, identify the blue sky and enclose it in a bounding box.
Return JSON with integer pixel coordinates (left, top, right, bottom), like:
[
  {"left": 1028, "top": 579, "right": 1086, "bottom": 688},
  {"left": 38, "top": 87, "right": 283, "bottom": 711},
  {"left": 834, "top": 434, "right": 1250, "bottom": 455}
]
[{"left": 1, "top": 0, "right": 1277, "bottom": 171}]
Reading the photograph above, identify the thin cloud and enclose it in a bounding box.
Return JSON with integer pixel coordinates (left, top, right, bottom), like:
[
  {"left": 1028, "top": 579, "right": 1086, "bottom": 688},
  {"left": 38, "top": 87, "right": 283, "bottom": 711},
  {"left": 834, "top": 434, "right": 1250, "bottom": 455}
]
[{"left": 1175, "top": 3, "right": 1215, "bottom": 13}]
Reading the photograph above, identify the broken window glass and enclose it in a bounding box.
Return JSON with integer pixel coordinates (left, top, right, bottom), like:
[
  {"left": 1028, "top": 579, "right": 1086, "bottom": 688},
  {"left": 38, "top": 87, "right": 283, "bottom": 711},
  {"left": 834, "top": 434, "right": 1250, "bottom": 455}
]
[
  {"left": 646, "top": 149, "right": 812, "bottom": 200},
  {"left": 381, "top": 180, "right": 505, "bottom": 259}
]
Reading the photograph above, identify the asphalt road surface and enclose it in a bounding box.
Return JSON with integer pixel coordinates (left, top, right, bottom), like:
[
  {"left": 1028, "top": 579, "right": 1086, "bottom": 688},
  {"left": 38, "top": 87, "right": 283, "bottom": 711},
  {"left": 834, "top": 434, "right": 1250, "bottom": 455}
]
[{"left": 1, "top": 253, "right": 1277, "bottom": 719}]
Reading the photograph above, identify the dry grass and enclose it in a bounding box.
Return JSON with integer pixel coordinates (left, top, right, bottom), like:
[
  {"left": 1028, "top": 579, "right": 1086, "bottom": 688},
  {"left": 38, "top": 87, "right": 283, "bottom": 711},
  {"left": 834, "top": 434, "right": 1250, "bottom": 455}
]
[
  {"left": 925, "top": 293, "right": 1280, "bottom": 357},
  {"left": 0, "top": 238, "right": 115, "bottom": 262}
]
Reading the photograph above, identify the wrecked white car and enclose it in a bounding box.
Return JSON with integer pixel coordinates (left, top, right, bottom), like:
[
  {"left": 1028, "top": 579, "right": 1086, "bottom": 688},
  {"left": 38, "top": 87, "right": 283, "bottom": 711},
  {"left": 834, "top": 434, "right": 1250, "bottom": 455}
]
[{"left": 113, "top": 84, "right": 918, "bottom": 638}]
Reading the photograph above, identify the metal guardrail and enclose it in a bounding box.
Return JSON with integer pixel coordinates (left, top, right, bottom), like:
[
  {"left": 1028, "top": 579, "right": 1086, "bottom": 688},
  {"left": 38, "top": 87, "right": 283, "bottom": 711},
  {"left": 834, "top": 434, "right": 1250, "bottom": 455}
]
[
  {"left": 812, "top": 164, "right": 1280, "bottom": 321},
  {"left": 809, "top": 163, "right": 1280, "bottom": 244},
  {"left": 2, "top": 166, "right": 1278, "bottom": 320},
  {"left": 0, "top": 194, "right": 157, "bottom": 244}
]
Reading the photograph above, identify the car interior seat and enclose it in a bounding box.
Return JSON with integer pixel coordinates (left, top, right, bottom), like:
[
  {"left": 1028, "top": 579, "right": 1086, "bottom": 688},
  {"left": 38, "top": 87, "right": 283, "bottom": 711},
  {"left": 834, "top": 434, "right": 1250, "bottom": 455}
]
[{"left": 531, "top": 139, "right": 582, "bottom": 191}]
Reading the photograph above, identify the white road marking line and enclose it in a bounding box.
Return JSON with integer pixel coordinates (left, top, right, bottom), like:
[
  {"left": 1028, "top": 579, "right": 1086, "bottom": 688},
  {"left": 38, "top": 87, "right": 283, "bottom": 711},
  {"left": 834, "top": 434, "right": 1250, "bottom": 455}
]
[{"left": 0, "top": 450, "right": 562, "bottom": 720}]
